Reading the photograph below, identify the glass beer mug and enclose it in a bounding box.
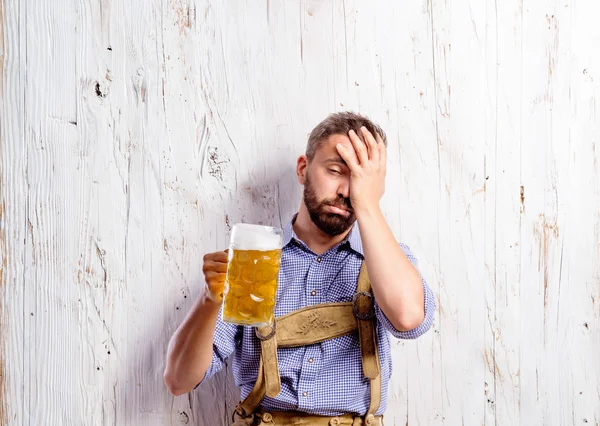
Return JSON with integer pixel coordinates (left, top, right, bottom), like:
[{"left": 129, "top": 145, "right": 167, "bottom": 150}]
[{"left": 222, "top": 223, "right": 283, "bottom": 327}]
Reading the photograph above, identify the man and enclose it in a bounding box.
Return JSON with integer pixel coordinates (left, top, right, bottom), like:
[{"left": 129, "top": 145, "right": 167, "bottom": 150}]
[{"left": 164, "top": 112, "right": 436, "bottom": 425}]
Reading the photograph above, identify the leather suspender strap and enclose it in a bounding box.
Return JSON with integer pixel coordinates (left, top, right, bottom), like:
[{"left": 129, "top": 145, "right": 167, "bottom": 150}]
[
  {"left": 256, "top": 323, "right": 281, "bottom": 398},
  {"left": 355, "top": 262, "right": 381, "bottom": 418},
  {"left": 354, "top": 264, "right": 380, "bottom": 380},
  {"left": 366, "top": 343, "right": 382, "bottom": 418},
  {"left": 235, "top": 359, "right": 266, "bottom": 417}
]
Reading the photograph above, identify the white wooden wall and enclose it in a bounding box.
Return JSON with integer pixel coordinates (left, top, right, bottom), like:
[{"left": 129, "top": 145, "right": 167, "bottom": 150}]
[{"left": 1, "top": 0, "right": 599, "bottom": 425}]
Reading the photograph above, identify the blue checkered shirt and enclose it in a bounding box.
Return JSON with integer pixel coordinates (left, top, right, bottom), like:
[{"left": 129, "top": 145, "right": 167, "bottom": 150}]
[{"left": 199, "top": 215, "right": 436, "bottom": 416}]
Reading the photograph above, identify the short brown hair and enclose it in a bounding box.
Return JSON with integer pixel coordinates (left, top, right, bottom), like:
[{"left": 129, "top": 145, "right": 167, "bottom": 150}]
[{"left": 305, "top": 111, "right": 387, "bottom": 161}]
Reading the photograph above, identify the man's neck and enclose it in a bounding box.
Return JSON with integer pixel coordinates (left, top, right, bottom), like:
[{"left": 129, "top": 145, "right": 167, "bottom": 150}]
[{"left": 292, "top": 205, "right": 352, "bottom": 255}]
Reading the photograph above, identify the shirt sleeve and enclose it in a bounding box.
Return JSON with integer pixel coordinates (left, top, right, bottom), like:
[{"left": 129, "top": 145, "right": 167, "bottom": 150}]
[
  {"left": 374, "top": 242, "right": 436, "bottom": 340},
  {"left": 194, "top": 306, "right": 241, "bottom": 389}
]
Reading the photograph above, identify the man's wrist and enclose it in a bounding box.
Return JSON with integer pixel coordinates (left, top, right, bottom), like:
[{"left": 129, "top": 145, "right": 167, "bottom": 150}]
[
  {"left": 354, "top": 203, "right": 383, "bottom": 221},
  {"left": 202, "top": 288, "right": 223, "bottom": 307}
]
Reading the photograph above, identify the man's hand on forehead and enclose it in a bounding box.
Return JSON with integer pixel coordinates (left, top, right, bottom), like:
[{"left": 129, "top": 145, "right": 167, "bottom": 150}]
[{"left": 334, "top": 126, "right": 387, "bottom": 211}]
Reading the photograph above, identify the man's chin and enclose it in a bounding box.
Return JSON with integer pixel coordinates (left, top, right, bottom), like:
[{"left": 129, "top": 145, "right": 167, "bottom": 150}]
[{"left": 313, "top": 214, "right": 355, "bottom": 236}]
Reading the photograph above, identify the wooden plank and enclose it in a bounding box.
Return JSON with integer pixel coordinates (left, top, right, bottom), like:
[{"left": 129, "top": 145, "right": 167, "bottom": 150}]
[
  {"left": 487, "top": 1, "right": 523, "bottom": 425},
  {"left": 1, "top": 0, "right": 26, "bottom": 424},
  {"left": 428, "top": 0, "right": 490, "bottom": 424},
  {"left": 22, "top": 1, "right": 80, "bottom": 424},
  {"left": 553, "top": 0, "right": 600, "bottom": 425},
  {"left": 519, "top": 1, "right": 576, "bottom": 424}
]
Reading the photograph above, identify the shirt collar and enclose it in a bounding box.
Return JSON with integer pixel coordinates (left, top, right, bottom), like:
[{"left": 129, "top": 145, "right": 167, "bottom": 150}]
[{"left": 283, "top": 213, "right": 364, "bottom": 257}]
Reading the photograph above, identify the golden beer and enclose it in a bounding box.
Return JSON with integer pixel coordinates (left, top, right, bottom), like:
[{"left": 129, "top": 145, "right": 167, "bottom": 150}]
[{"left": 222, "top": 224, "right": 283, "bottom": 327}]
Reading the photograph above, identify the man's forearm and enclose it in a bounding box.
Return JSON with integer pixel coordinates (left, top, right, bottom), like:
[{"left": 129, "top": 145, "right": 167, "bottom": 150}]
[
  {"left": 355, "top": 206, "right": 425, "bottom": 331},
  {"left": 164, "top": 293, "right": 221, "bottom": 395}
]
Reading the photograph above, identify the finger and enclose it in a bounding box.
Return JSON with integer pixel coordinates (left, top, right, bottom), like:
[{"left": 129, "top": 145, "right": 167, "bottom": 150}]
[
  {"left": 205, "top": 270, "right": 225, "bottom": 284},
  {"left": 348, "top": 129, "right": 369, "bottom": 166},
  {"left": 205, "top": 251, "right": 229, "bottom": 263},
  {"left": 214, "top": 251, "right": 230, "bottom": 263},
  {"left": 335, "top": 143, "right": 360, "bottom": 174},
  {"left": 376, "top": 132, "right": 387, "bottom": 169},
  {"left": 205, "top": 260, "right": 228, "bottom": 273},
  {"left": 361, "top": 126, "right": 379, "bottom": 164}
]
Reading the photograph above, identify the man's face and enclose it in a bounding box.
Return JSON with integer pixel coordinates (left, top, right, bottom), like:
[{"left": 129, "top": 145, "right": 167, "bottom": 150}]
[{"left": 301, "top": 134, "right": 356, "bottom": 236}]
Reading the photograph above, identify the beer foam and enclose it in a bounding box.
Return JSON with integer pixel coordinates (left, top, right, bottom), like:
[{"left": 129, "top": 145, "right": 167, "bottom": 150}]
[{"left": 230, "top": 223, "right": 282, "bottom": 251}]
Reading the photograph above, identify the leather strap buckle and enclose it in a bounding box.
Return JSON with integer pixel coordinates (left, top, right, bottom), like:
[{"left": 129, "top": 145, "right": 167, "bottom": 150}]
[
  {"left": 233, "top": 404, "right": 247, "bottom": 424},
  {"left": 352, "top": 291, "right": 375, "bottom": 320},
  {"left": 255, "top": 321, "right": 277, "bottom": 341},
  {"left": 365, "top": 414, "right": 377, "bottom": 425}
]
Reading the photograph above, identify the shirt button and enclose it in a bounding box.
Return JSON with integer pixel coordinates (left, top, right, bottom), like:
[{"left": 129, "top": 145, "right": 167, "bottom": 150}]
[
  {"left": 311, "top": 290, "right": 317, "bottom": 296},
  {"left": 308, "top": 358, "right": 314, "bottom": 363},
  {"left": 302, "top": 391, "right": 308, "bottom": 397},
  {"left": 316, "top": 257, "right": 322, "bottom": 262}
]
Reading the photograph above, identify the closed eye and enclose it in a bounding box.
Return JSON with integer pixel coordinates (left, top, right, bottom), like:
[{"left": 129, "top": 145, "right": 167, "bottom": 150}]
[{"left": 328, "top": 169, "right": 341, "bottom": 175}]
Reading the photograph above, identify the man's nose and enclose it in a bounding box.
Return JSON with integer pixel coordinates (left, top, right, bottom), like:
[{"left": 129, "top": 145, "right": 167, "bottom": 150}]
[{"left": 337, "top": 179, "right": 350, "bottom": 200}]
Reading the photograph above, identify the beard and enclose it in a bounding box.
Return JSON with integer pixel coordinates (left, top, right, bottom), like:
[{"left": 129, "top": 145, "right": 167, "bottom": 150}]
[{"left": 302, "top": 172, "right": 356, "bottom": 236}]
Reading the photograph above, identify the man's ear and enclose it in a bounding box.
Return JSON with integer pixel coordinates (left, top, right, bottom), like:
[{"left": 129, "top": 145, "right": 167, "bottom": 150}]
[{"left": 296, "top": 155, "right": 308, "bottom": 185}]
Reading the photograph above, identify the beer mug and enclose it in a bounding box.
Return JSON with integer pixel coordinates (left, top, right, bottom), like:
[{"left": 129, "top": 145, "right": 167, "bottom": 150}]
[{"left": 222, "top": 223, "right": 283, "bottom": 327}]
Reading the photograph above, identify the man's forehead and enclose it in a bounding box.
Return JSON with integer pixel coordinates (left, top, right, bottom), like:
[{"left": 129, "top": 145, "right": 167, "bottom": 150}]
[
  {"left": 324, "top": 133, "right": 353, "bottom": 147},
  {"left": 315, "top": 134, "right": 354, "bottom": 157},
  {"left": 323, "top": 156, "right": 346, "bottom": 165}
]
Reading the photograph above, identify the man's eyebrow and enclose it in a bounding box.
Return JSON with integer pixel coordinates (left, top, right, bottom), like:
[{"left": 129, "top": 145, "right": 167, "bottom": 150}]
[{"left": 323, "top": 157, "right": 347, "bottom": 165}]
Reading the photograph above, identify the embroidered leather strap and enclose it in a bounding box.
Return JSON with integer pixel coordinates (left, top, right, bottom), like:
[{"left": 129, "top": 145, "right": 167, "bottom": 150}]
[{"left": 276, "top": 303, "right": 358, "bottom": 347}]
